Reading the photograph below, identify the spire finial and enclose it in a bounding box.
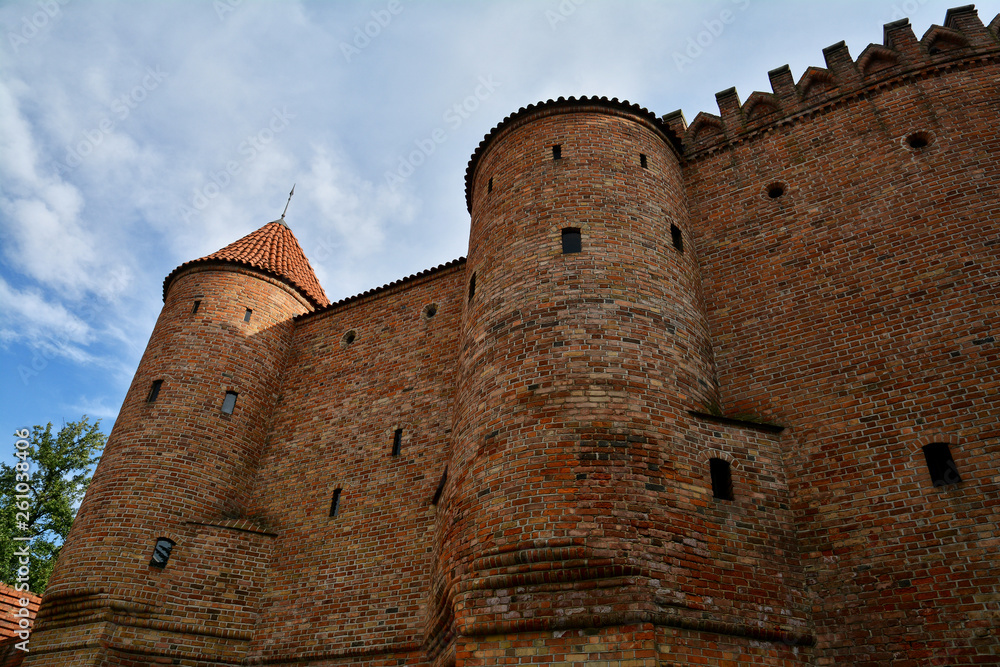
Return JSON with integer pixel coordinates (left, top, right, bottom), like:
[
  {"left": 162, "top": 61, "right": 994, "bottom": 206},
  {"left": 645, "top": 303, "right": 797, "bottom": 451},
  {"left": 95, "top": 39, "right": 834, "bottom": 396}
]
[{"left": 281, "top": 184, "right": 295, "bottom": 220}]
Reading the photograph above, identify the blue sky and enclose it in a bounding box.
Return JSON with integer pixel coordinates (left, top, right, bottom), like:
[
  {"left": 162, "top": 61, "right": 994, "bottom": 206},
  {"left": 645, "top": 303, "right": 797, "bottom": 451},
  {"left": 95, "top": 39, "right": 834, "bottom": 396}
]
[{"left": 1, "top": 0, "right": 996, "bottom": 443}]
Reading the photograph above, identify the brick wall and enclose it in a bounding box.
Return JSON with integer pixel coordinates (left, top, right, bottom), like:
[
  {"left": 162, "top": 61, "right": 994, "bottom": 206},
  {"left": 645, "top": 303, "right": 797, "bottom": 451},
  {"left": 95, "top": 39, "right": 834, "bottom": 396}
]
[
  {"left": 245, "top": 264, "right": 464, "bottom": 665},
  {"left": 25, "top": 7, "right": 1000, "bottom": 666},
  {"left": 687, "top": 38, "right": 1000, "bottom": 666}
]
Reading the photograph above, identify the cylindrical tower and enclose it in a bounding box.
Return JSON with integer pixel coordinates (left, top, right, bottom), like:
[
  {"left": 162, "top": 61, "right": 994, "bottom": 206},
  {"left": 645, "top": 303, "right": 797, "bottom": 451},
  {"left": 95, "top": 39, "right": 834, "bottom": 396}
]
[
  {"left": 434, "top": 97, "right": 718, "bottom": 642},
  {"left": 36, "top": 220, "right": 326, "bottom": 642}
]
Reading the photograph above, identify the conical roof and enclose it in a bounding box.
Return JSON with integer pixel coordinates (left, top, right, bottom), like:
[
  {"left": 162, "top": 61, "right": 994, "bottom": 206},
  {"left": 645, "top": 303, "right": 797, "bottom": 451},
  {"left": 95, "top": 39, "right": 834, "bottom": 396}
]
[{"left": 163, "top": 219, "right": 329, "bottom": 308}]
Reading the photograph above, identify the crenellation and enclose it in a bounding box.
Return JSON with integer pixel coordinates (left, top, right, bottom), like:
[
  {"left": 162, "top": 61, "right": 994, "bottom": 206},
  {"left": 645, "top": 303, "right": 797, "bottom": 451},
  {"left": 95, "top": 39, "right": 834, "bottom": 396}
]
[
  {"left": 881, "top": 18, "right": 924, "bottom": 65},
  {"left": 660, "top": 108, "right": 687, "bottom": 138},
  {"left": 922, "top": 24, "right": 974, "bottom": 57},
  {"left": 944, "top": 4, "right": 994, "bottom": 43},
  {"left": 820, "top": 40, "right": 860, "bottom": 85},
  {"left": 795, "top": 66, "right": 838, "bottom": 106},
  {"left": 713, "top": 86, "right": 743, "bottom": 134},
  {"left": 682, "top": 8, "right": 1000, "bottom": 158},
  {"left": 766, "top": 65, "right": 799, "bottom": 109},
  {"left": 685, "top": 111, "right": 725, "bottom": 149},
  {"left": 741, "top": 91, "right": 782, "bottom": 129}
]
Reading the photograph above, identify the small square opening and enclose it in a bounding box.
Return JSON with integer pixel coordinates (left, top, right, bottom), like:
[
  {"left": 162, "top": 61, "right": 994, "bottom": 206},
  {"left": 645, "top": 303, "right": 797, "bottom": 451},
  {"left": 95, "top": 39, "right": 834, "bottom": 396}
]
[
  {"left": 150, "top": 537, "right": 175, "bottom": 568},
  {"left": 922, "top": 442, "right": 961, "bottom": 486},
  {"left": 561, "top": 228, "right": 582, "bottom": 254},
  {"left": 222, "top": 391, "right": 238, "bottom": 415}
]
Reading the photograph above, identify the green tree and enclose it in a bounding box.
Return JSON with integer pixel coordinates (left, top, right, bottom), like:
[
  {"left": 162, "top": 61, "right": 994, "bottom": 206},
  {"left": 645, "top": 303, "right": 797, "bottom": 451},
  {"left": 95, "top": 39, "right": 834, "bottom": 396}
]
[{"left": 1, "top": 417, "right": 105, "bottom": 595}]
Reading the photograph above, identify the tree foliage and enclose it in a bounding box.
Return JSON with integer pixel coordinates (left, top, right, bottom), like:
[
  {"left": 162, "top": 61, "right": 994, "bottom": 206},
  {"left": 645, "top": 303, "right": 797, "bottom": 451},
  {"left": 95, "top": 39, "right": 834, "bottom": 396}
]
[{"left": 1, "top": 417, "right": 105, "bottom": 595}]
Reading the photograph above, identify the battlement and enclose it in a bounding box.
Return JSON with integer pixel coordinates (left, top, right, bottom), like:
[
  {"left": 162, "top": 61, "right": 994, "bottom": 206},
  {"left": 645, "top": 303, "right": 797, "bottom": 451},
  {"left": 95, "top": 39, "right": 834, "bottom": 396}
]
[{"left": 663, "top": 5, "right": 1000, "bottom": 156}]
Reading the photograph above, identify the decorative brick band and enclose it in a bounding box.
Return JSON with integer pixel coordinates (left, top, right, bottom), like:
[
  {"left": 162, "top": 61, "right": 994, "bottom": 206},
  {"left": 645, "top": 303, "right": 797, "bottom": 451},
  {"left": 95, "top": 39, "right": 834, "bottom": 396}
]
[
  {"left": 107, "top": 612, "right": 254, "bottom": 641},
  {"left": 459, "top": 608, "right": 815, "bottom": 648},
  {"left": 688, "top": 410, "right": 785, "bottom": 433},
  {"left": 462, "top": 562, "right": 643, "bottom": 593},
  {"left": 253, "top": 640, "right": 422, "bottom": 664},
  {"left": 186, "top": 519, "right": 278, "bottom": 537}
]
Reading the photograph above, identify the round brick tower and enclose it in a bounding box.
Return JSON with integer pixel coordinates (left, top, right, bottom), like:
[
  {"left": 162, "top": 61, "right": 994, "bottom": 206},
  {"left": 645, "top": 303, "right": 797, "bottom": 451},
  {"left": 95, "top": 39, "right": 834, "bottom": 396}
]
[
  {"left": 40, "top": 219, "right": 326, "bottom": 616},
  {"left": 433, "top": 97, "right": 719, "bottom": 642}
]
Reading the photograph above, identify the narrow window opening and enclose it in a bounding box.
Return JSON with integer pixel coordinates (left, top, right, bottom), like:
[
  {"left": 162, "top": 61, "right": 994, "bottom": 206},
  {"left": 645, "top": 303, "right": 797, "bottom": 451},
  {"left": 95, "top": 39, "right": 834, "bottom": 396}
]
[
  {"left": 149, "top": 537, "right": 175, "bottom": 569},
  {"left": 922, "top": 442, "right": 961, "bottom": 486},
  {"left": 710, "top": 458, "right": 734, "bottom": 500},
  {"left": 192, "top": 300, "right": 201, "bottom": 314},
  {"left": 391, "top": 428, "right": 403, "bottom": 457},
  {"left": 488, "top": 177, "right": 493, "bottom": 193},
  {"left": 640, "top": 153, "right": 648, "bottom": 168},
  {"left": 244, "top": 308, "right": 252, "bottom": 323},
  {"left": 431, "top": 467, "right": 448, "bottom": 505},
  {"left": 330, "top": 488, "right": 342, "bottom": 517},
  {"left": 671, "top": 224, "right": 684, "bottom": 253},
  {"left": 147, "top": 379, "right": 163, "bottom": 403},
  {"left": 468, "top": 273, "right": 477, "bottom": 302},
  {"left": 561, "top": 228, "right": 582, "bottom": 254},
  {"left": 552, "top": 144, "right": 562, "bottom": 160},
  {"left": 222, "top": 391, "right": 238, "bottom": 415}
]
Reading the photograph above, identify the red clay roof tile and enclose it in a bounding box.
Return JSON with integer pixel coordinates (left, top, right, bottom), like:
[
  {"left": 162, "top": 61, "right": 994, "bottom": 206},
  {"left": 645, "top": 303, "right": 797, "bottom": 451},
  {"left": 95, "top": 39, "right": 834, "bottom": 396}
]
[
  {"left": 0, "top": 582, "right": 39, "bottom": 641},
  {"left": 163, "top": 220, "right": 328, "bottom": 308}
]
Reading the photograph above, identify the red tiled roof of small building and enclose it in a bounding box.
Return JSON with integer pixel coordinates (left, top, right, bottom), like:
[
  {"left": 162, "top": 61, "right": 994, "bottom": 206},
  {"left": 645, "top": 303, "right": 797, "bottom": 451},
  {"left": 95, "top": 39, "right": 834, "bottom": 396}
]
[
  {"left": 163, "top": 220, "right": 329, "bottom": 308},
  {"left": 0, "top": 582, "right": 39, "bottom": 641}
]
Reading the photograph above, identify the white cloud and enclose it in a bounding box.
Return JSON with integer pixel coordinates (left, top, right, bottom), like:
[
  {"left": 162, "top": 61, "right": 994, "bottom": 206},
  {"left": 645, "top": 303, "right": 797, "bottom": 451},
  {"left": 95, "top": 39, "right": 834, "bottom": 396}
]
[
  {"left": 0, "top": 276, "right": 91, "bottom": 350},
  {"left": 304, "top": 145, "right": 420, "bottom": 259}
]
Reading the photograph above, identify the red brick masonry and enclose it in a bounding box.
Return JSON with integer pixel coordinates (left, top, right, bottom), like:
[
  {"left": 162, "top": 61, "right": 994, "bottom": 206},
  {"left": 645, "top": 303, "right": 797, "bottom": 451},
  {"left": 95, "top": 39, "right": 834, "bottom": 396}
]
[{"left": 23, "top": 6, "right": 1000, "bottom": 666}]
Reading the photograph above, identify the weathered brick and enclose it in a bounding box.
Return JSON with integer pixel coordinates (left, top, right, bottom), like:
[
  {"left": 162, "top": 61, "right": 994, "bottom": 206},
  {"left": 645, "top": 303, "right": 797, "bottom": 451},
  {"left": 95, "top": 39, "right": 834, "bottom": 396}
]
[{"left": 21, "top": 7, "right": 1000, "bottom": 667}]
